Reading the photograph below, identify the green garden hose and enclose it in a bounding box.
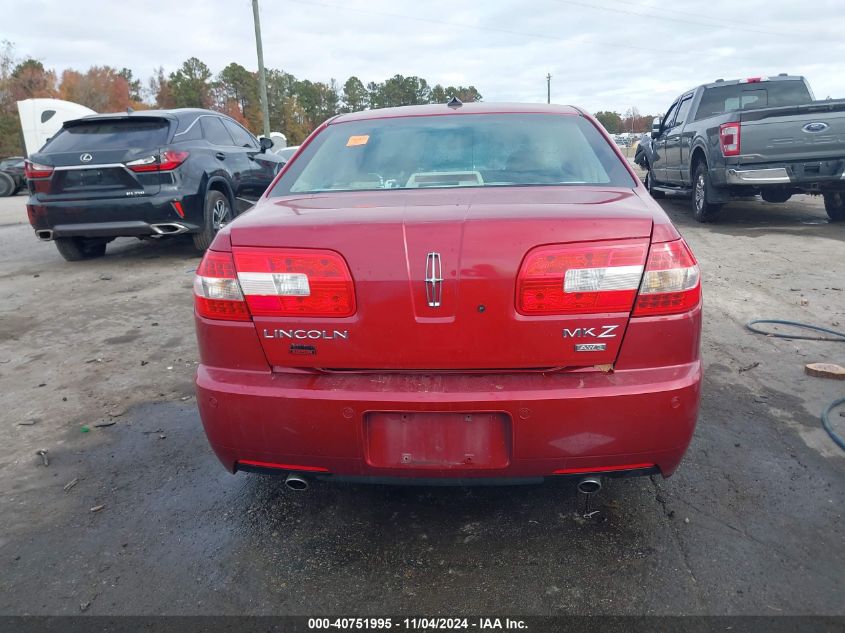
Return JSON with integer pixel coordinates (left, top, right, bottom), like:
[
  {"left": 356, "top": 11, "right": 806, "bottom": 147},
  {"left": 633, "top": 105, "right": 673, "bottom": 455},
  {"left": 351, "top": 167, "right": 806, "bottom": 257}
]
[
  {"left": 821, "top": 397, "right": 845, "bottom": 451},
  {"left": 745, "top": 319, "right": 845, "bottom": 451},
  {"left": 745, "top": 319, "right": 845, "bottom": 342}
]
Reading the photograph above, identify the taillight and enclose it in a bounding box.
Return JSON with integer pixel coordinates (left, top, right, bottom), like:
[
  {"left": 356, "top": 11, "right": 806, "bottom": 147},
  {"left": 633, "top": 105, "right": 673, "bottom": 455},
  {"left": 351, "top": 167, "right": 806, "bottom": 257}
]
[
  {"left": 719, "top": 122, "right": 741, "bottom": 156},
  {"left": 24, "top": 160, "right": 54, "bottom": 179},
  {"left": 517, "top": 241, "right": 648, "bottom": 315},
  {"left": 233, "top": 247, "right": 356, "bottom": 317},
  {"left": 125, "top": 149, "right": 189, "bottom": 173},
  {"left": 194, "top": 250, "right": 251, "bottom": 321},
  {"left": 632, "top": 239, "right": 701, "bottom": 317}
]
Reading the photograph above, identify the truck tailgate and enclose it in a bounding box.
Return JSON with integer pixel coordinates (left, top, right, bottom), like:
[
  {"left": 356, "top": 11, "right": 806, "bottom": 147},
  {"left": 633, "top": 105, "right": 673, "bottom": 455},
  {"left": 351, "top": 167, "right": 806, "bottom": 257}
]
[{"left": 739, "top": 101, "right": 845, "bottom": 164}]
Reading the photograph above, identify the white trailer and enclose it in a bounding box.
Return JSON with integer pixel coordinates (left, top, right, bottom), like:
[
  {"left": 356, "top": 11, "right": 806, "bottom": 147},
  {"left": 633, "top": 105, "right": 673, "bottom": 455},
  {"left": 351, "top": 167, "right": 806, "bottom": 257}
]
[{"left": 16, "top": 98, "right": 97, "bottom": 156}]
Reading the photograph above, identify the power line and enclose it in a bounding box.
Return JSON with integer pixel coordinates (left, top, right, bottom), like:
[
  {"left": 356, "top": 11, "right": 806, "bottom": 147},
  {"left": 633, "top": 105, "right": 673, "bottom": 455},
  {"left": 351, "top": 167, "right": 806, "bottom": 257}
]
[
  {"left": 287, "top": 0, "right": 770, "bottom": 65},
  {"left": 552, "top": 0, "right": 798, "bottom": 37},
  {"left": 627, "top": 0, "right": 804, "bottom": 31}
]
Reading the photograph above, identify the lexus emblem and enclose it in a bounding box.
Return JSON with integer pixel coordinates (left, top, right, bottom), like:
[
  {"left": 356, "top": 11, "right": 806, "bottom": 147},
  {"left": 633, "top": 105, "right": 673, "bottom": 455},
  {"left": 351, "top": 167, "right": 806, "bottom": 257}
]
[
  {"left": 425, "top": 252, "right": 443, "bottom": 308},
  {"left": 79, "top": 153, "right": 93, "bottom": 162}
]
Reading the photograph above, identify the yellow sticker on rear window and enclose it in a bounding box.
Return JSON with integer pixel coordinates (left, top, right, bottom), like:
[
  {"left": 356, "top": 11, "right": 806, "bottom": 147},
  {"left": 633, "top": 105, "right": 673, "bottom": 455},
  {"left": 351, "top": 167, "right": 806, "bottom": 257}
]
[{"left": 346, "top": 135, "right": 369, "bottom": 147}]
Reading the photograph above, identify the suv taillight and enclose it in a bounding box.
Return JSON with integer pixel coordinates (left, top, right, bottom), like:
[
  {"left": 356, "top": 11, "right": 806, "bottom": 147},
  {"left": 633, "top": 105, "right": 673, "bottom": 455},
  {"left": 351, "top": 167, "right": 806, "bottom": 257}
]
[
  {"left": 194, "top": 250, "right": 251, "bottom": 321},
  {"left": 516, "top": 241, "right": 649, "bottom": 315},
  {"left": 632, "top": 239, "right": 701, "bottom": 316},
  {"left": 233, "top": 247, "right": 356, "bottom": 317},
  {"left": 719, "top": 122, "right": 741, "bottom": 156},
  {"left": 125, "top": 149, "right": 189, "bottom": 173},
  {"left": 24, "top": 160, "right": 54, "bottom": 179}
]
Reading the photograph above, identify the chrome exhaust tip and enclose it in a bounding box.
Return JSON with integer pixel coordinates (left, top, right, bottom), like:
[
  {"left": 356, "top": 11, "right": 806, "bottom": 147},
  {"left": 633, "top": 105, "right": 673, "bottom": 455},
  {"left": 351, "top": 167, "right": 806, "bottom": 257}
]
[
  {"left": 284, "top": 473, "right": 309, "bottom": 491},
  {"left": 150, "top": 223, "right": 189, "bottom": 236},
  {"left": 576, "top": 476, "right": 602, "bottom": 495},
  {"left": 35, "top": 229, "right": 53, "bottom": 241}
]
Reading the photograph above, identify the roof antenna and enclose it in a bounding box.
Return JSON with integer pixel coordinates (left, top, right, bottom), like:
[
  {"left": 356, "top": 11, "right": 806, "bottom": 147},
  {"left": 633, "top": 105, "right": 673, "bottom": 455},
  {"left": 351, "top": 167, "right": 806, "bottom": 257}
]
[
  {"left": 127, "top": 106, "right": 135, "bottom": 114},
  {"left": 446, "top": 96, "right": 463, "bottom": 109}
]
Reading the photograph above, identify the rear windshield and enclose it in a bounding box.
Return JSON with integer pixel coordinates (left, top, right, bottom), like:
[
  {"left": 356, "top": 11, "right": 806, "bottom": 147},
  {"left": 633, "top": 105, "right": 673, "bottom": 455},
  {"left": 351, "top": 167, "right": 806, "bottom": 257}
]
[
  {"left": 44, "top": 120, "right": 171, "bottom": 152},
  {"left": 695, "top": 80, "right": 812, "bottom": 120},
  {"left": 270, "top": 113, "right": 635, "bottom": 196}
]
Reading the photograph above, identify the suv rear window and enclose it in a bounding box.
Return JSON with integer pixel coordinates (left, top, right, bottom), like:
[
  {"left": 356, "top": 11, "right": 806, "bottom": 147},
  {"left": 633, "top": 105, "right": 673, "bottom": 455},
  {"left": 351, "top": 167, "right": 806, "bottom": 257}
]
[
  {"left": 695, "top": 80, "right": 812, "bottom": 119},
  {"left": 271, "top": 113, "right": 634, "bottom": 195},
  {"left": 44, "top": 119, "right": 170, "bottom": 152}
]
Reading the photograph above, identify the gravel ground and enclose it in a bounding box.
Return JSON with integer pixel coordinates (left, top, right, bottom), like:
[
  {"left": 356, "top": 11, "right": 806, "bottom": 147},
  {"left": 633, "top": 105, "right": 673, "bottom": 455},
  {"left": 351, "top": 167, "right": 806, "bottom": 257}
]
[{"left": 0, "top": 189, "right": 843, "bottom": 615}]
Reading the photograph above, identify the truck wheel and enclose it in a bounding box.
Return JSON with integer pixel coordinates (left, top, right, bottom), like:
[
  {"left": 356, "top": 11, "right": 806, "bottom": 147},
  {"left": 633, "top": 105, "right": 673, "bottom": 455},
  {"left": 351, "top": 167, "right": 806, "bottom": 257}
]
[
  {"left": 54, "top": 237, "right": 108, "bottom": 262},
  {"left": 823, "top": 193, "right": 845, "bottom": 222},
  {"left": 0, "top": 172, "right": 14, "bottom": 197},
  {"left": 645, "top": 168, "right": 665, "bottom": 199},
  {"left": 691, "top": 162, "right": 723, "bottom": 222},
  {"left": 193, "top": 190, "right": 232, "bottom": 251}
]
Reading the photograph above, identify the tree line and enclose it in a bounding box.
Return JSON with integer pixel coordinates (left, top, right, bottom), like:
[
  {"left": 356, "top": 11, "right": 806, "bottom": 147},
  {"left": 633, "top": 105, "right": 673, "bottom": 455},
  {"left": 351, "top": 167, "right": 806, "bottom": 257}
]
[
  {"left": 594, "top": 108, "right": 657, "bottom": 135},
  {"left": 0, "top": 42, "right": 482, "bottom": 156}
]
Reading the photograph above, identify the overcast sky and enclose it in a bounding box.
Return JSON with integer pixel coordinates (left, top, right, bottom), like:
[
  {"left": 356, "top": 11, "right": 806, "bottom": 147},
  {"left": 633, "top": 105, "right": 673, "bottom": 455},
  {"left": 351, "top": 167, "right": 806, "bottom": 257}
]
[{"left": 6, "top": 0, "right": 845, "bottom": 115}]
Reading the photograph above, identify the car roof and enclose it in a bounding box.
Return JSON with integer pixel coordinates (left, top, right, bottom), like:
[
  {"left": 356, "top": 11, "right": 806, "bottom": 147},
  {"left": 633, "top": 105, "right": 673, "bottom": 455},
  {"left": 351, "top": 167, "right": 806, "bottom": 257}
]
[
  {"left": 74, "top": 108, "right": 221, "bottom": 123},
  {"left": 332, "top": 102, "right": 582, "bottom": 124}
]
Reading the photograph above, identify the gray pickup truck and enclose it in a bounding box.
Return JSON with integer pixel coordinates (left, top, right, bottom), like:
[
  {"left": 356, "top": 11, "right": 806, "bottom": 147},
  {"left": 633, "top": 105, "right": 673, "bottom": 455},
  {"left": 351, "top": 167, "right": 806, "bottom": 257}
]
[{"left": 636, "top": 75, "right": 845, "bottom": 222}]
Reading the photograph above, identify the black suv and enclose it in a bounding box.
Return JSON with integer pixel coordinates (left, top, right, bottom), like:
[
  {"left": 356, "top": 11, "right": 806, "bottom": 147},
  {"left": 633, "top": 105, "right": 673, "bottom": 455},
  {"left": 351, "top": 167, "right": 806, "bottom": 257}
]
[{"left": 25, "top": 109, "right": 286, "bottom": 261}]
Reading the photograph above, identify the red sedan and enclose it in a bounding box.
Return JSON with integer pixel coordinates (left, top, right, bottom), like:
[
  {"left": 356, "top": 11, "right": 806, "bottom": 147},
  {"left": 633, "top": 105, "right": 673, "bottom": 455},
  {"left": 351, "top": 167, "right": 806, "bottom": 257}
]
[{"left": 193, "top": 102, "right": 702, "bottom": 490}]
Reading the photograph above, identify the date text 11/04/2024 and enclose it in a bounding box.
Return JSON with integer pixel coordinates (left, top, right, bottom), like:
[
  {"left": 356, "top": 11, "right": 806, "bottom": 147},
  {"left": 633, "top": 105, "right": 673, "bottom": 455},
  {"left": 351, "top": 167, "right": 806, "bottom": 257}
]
[{"left": 307, "top": 618, "right": 528, "bottom": 630}]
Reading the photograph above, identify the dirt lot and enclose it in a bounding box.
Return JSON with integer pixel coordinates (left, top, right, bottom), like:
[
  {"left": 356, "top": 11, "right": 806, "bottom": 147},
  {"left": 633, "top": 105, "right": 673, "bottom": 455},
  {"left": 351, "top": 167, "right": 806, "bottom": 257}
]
[{"left": 1, "top": 189, "right": 843, "bottom": 615}]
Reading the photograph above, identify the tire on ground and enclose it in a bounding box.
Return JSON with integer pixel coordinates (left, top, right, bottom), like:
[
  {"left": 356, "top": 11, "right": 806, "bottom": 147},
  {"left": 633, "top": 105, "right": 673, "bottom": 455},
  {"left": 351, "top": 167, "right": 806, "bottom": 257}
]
[
  {"left": 691, "top": 161, "right": 723, "bottom": 223},
  {"left": 823, "top": 192, "right": 845, "bottom": 222},
  {"left": 0, "top": 172, "right": 14, "bottom": 197},
  {"left": 54, "top": 237, "right": 108, "bottom": 262},
  {"left": 192, "top": 190, "right": 232, "bottom": 251}
]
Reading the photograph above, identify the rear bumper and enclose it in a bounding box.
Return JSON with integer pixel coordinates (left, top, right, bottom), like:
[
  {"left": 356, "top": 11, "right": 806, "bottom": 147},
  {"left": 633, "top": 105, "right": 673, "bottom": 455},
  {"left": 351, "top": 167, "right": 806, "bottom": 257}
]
[
  {"left": 27, "top": 192, "right": 202, "bottom": 238},
  {"left": 196, "top": 360, "right": 702, "bottom": 483},
  {"left": 726, "top": 167, "right": 792, "bottom": 185},
  {"left": 35, "top": 220, "right": 198, "bottom": 240},
  {"left": 723, "top": 158, "right": 845, "bottom": 188}
]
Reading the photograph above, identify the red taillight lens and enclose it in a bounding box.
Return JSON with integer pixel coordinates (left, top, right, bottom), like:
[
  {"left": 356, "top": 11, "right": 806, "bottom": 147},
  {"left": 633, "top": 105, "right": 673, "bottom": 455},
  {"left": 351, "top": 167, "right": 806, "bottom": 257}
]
[
  {"left": 126, "top": 150, "right": 189, "bottom": 173},
  {"left": 194, "top": 250, "right": 251, "bottom": 321},
  {"left": 158, "top": 150, "right": 190, "bottom": 170},
  {"left": 24, "top": 160, "right": 54, "bottom": 179},
  {"left": 233, "top": 247, "right": 356, "bottom": 317},
  {"left": 517, "top": 241, "right": 649, "bottom": 315},
  {"left": 719, "top": 122, "right": 741, "bottom": 156},
  {"left": 632, "top": 239, "right": 701, "bottom": 317}
]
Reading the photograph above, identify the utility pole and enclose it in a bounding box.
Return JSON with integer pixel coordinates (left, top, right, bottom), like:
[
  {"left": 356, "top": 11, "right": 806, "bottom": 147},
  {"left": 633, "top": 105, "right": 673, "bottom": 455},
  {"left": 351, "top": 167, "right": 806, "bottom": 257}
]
[
  {"left": 252, "top": 0, "right": 271, "bottom": 138},
  {"left": 546, "top": 73, "right": 551, "bottom": 104}
]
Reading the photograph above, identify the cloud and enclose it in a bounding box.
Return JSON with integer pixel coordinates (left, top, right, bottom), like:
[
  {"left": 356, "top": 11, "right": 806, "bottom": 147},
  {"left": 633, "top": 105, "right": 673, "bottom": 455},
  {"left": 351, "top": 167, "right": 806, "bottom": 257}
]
[{"left": 5, "top": 0, "right": 845, "bottom": 115}]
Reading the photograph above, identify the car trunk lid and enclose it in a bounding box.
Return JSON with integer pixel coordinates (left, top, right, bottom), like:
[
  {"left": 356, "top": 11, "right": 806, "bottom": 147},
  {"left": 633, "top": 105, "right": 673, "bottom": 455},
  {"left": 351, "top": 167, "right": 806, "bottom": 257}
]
[{"left": 228, "top": 187, "right": 655, "bottom": 371}]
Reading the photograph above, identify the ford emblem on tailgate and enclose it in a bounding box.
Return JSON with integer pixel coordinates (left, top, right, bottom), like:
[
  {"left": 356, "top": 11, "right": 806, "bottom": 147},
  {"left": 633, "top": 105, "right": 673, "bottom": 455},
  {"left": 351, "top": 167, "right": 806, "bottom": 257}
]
[
  {"left": 802, "top": 122, "right": 829, "bottom": 133},
  {"left": 79, "top": 153, "right": 93, "bottom": 162}
]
